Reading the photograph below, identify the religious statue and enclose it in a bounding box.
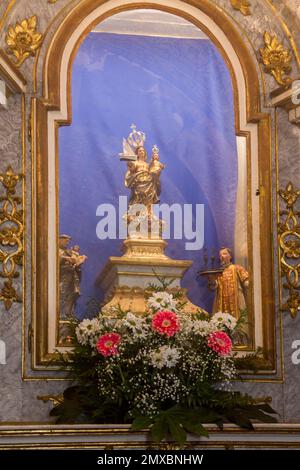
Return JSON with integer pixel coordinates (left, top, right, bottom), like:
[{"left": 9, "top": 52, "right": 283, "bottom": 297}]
[
  {"left": 150, "top": 144, "right": 165, "bottom": 198},
  {"left": 59, "top": 234, "right": 88, "bottom": 318},
  {"left": 211, "top": 247, "right": 249, "bottom": 320},
  {"left": 98, "top": 124, "right": 205, "bottom": 317},
  {"left": 120, "top": 124, "right": 165, "bottom": 219}
]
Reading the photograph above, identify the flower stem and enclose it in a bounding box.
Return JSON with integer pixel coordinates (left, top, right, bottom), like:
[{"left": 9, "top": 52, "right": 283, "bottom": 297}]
[{"left": 118, "top": 365, "right": 126, "bottom": 384}]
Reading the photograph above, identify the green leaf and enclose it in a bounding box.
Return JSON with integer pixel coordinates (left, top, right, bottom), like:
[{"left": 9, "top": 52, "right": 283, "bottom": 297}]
[
  {"left": 255, "top": 403, "right": 277, "bottom": 414},
  {"left": 243, "top": 407, "right": 278, "bottom": 423},
  {"left": 193, "top": 408, "right": 221, "bottom": 424},
  {"left": 49, "top": 404, "right": 65, "bottom": 417},
  {"left": 63, "top": 386, "right": 82, "bottom": 401},
  {"left": 150, "top": 416, "right": 169, "bottom": 443},
  {"left": 167, "top": 418, "right": 187, "bottom": 448},
  {"left": 131, "top": 415, "right": 153, "bottom": 431},
  {"left": 182, "top": 420, "right": 209, "bottom": 438},
  {"left": 225, "top": 410, "right": 254, "bottom": 430}
]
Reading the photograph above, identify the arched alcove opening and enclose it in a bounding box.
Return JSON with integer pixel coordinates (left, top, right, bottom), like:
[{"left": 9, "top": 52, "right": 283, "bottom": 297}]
[
  {"left": 58, "top": 10, "right": 247, "bottom": 325},
  {"left": 32, "top": 0, "right": 274, "bottom": 371}
]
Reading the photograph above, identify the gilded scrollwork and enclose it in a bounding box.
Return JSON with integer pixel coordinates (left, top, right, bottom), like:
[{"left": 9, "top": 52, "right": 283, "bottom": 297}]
[
  {"left": 259, "top": 32, "right": 292, "bottom": 87},
  {"left": 37, "top": 394, "right": 64, "bottom": 406},
  {"left": 0, "top": 166, "right": 23, "bottom": 311},
  {"left": 230, "top": 0, "right": 251, "bottom": 16},
  {"left": 5, "top": 15, "right": 43, "bottom": 68},
  {"left": 278, "top": 182, "right": 300, "bottom": 318}
]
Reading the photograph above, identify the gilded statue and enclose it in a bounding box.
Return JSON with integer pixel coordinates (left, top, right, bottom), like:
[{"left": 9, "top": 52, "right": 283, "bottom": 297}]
[
  {"left": 59, "top": 234, "right": 87, "bottom": 318},
  {"left": 120, "top": 125, "right": 164, "bottom": 218},
  {"left": 150, "top": 144, "right": 165, "bottom": 198},
  {"left": 212, "top": 247, "right": 249, "bottom": 319}
]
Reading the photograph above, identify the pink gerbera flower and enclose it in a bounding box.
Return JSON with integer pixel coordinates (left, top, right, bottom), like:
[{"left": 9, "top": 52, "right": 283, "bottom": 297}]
[
  {"left": 152, "top": 310, "right": 180, "bottom": 337},
  {"left": 96, "top": 332, "right": 121, "bottom": 357},
  {"left": 207, "top": 331, "right": 232, "bottom": 356}
]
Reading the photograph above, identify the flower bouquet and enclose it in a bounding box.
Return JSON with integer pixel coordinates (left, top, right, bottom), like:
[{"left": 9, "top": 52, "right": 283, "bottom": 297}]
[{"left": 50, "top": 288, "right": 277, "bottom": 446}]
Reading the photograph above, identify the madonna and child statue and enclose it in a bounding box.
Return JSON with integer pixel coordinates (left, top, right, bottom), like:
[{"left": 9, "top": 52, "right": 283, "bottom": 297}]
[
  {"left": 120, "top": 124, "right": 165, "bottom": 234},
  {"left": 97, "top": 124, "right": 206, "bottom": 315}
]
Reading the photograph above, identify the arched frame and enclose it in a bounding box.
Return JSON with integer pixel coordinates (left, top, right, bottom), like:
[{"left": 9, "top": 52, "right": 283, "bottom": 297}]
[{"left": 31, "top": 0, "right": 274, "bottom": 371}]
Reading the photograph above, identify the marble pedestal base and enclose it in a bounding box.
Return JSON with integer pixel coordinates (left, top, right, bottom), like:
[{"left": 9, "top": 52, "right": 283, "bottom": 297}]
[{"left": 97, "top": 237, "right": 202, "bottom": 314}]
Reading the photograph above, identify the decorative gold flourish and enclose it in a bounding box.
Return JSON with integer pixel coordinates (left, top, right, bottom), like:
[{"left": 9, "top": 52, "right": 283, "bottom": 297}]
[
  {"left": 48, "top": 0, "right": 59, "bottom": 3},
  {"left": 37, "top": 394, "right": 64, "bottom": 406},
  {"left": 0, "top": 166, "right": 23, "bottom": 311},
  {"left": 278, "top": 182, "right": 300, "bottom": 318},
  {"left": 0, "top": 279, "right": 21, "bottom": 310},
  {"left": 259, "top": 32, "right": 292, "bottom": 87},
  {"left": 230, "top": 0, "right": 251, "bottom": 16},
  {"left": 5, "top": 15, "right": 43, "bottom": 67}
]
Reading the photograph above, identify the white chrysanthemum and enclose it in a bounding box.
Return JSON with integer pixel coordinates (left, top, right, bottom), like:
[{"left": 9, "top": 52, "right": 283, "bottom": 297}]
[
  {"left": 151, "top": 345, "right": 180, "bottom": 369},
  {"left": 122, "top": 312, "right": 149, "bottom": 337},
  {"left": 210, "top": 312, "right": 237, "bottom": 331},
  {"left": 147, "top": 292, "right": 177, "bottom": 311},
  {"left": 179, "top": 315, "right": 194, "bottom": 334},
  {"left": 75, "top": 318, "right": 102, "bottom": 345},
  {"left": 193, "top": 320, "right": 215, "bottom": 336}
]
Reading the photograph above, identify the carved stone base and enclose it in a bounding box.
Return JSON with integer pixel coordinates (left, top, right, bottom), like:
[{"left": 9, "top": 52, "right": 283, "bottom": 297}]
[{"left": 122, "top": 237, "right": 168, "bottom": 259}]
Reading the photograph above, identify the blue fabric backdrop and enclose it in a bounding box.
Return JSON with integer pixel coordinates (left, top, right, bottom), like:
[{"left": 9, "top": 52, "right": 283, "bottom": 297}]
[{"left": 59, "top": 32, "right": 238, "bottom": 316}]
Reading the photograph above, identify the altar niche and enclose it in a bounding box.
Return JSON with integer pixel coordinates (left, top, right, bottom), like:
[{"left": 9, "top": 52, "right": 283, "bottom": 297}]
[
  {"left": 58, "top": 17, "right": 247, "bottom": 329},
  {"left": 32, "top": 4, "right": 274, "bottom": 373}
]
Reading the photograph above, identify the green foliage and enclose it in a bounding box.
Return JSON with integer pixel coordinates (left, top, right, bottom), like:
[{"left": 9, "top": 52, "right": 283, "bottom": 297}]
[
  {"left": 50, "top": 383, "right": 277, "bottom": 446},
  {"left": 148, "top": 271, "right": 177, "bottom": 291}
]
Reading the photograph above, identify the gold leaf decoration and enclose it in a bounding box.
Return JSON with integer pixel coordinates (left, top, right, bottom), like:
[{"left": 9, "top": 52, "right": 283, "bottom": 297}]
[
  {"left": 37, "top": 394, "right": 64, "bottom": 406},
  {"left": 0, "top": 166, "right": 23, "bottom": 311},
  {"left": 5, "top": 15, "right": 43, "bottom": 67},
  {"left": 259, "top": 32, "right": 292, "bottom": 87},
  {"left": 278, "top": 182, "right": 300, "bottom": 318},
  {"left": 230, "top": 0, "right": 251, "bottom": 16},
  {"left": 0, "top": 279, "right": 21, "bottom": 311}
]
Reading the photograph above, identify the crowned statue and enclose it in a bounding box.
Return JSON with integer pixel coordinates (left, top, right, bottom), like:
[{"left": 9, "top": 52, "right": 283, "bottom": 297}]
[
  {"left": 97, "top": 124, "right": 205, "bottom": 316},
  {"left": 120, "top": 124, "right": 165, "bottom": 225}
]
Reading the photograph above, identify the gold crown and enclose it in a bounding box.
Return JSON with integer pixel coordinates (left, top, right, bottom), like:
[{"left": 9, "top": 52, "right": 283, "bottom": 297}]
[
  {"left": 152, "top": 145, "right": 159, "bottom": 154},
  {"left": 126, "top": 123, "right": 146, "bottom": 150}
]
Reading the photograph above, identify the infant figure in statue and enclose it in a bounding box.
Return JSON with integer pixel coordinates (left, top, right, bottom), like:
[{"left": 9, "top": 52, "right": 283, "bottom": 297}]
[{"left": 149, "top": 144, "right": 165, "bottom": 201}]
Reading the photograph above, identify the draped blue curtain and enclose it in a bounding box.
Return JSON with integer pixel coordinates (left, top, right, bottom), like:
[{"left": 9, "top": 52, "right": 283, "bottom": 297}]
[{"left": 59, "top": 32, "right": 238, "bottom": 316}]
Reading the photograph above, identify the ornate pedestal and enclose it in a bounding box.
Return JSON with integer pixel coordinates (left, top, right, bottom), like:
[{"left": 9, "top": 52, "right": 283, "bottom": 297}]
[{"left": 97, "top": 237, "right": 202, "bottom": 315}]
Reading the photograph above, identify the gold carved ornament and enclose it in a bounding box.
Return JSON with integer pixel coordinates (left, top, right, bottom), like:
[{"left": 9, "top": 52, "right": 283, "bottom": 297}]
[
  {"left": 230, "top": 0, "right": 251, "bottom": 16},
  {"left": 259, "top": 32, "right": 292, "bottom": 87},
  {"left": 278, "top": 182, "right": 300, "bottom": 318},
  {"left": 0, "top": 166, "right": 23, "bottom": 310},
  {"left": 5, "top": 15, "right": 43, "bottom": 68},
  {"left": 37, "top": 394, "right": 64, "bottom": 406}
]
